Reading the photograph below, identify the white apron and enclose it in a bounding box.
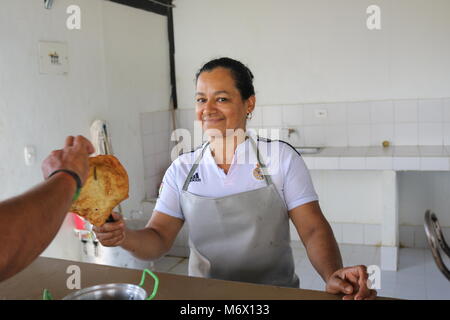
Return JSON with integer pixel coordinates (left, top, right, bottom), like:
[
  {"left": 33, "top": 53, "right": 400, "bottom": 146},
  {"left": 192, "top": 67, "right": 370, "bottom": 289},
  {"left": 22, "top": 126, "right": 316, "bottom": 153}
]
[{"left": 180, "top": 136, "right": 299, "bottom": 288}]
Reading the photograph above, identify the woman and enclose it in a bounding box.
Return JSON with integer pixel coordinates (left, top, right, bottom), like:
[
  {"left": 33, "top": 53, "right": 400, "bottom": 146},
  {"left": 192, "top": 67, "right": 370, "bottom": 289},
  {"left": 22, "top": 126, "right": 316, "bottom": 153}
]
[{"left": 94, "top": 58, "right": 377, "bottom": 300}]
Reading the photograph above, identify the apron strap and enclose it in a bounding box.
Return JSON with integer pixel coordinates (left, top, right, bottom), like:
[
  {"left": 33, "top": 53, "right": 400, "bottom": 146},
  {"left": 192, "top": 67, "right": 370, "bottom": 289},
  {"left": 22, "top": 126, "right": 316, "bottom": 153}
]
[
  {"left": 182, "top": 135, "right": 273, "bottom": 191},
  {"left": 249, "top": 136, "right": 273, "bottom": 186},
  {"left": 182, "top": 141, "right": 210, "bottom": 191}
]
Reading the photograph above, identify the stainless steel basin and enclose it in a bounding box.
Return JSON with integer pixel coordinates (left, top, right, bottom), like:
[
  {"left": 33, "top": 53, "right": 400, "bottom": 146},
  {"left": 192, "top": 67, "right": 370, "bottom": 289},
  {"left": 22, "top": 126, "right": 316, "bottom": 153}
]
[
  {"left": 295, "top": 147, "right": 322, "bottom": 154},
  {"left": 62, "top": 283, "right": 148, "bottom": 300}
]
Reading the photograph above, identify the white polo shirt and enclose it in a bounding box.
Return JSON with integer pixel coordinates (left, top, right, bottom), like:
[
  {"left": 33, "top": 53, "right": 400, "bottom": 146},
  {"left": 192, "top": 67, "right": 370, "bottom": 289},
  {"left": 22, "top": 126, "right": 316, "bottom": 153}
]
[{"left": 154, "top": 135, "right": 319, "bottom": 220}]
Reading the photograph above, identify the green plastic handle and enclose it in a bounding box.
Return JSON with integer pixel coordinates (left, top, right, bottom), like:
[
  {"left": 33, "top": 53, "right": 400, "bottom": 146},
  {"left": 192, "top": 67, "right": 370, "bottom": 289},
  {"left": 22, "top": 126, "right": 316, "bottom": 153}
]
[
  {"left": 139, "top": 269, "right": 159, "bottom": 300},
  {"left": 42, "top": 288, "right": 53, "bottom": 300}
]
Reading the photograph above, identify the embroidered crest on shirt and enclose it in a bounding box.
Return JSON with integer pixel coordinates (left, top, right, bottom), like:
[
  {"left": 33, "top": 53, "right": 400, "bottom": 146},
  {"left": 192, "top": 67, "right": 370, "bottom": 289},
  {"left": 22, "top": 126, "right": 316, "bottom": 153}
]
[
  {"left": 253, "top": 163, "right": 264, "bottom": 180},
  {"left": 189, "top": 172, "right": 202, "bottom": 182}
]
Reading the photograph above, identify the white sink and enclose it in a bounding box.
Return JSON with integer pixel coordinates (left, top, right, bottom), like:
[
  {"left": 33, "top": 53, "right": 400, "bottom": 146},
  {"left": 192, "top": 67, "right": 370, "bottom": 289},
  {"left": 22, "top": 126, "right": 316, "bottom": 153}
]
[{"left": 295, "top": 147, "right": 322, "bottom": 154}]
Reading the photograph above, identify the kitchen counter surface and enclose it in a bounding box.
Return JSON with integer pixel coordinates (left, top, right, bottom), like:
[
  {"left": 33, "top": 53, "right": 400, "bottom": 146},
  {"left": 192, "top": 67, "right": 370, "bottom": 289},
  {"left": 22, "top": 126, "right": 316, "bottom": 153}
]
[
  {"left": 0, "top": 257, "right": 391, "bottom": 300},
  {"left": 300, "top": 145, "right": 450, "bottom": 171}
]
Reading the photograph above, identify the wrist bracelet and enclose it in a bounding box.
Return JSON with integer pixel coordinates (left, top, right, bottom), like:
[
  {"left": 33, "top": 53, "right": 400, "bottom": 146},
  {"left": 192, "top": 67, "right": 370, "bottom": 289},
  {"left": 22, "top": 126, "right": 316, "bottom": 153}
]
[{"left": 48, "top": 169, "right": 82, "bottom": 202}]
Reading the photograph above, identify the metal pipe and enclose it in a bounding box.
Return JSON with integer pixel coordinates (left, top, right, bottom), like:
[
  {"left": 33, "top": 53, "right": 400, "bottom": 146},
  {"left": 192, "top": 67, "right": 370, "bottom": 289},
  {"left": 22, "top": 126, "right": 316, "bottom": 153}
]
[{"left": 44, "top": 0, "right": 54, "bottom": 10}]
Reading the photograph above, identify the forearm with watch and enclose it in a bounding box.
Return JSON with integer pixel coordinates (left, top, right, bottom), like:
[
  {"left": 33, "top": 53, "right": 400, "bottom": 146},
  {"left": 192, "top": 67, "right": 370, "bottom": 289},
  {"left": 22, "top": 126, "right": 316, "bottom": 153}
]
[{"left": 0, "top": 169, "right": 82, "bottom": 282}]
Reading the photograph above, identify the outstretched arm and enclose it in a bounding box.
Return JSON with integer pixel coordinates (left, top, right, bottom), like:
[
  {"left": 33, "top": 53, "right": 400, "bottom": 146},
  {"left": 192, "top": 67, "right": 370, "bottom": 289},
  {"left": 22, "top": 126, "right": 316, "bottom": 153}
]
[{"left": 0, "top": 136, "right": 94, "bottom": 282}]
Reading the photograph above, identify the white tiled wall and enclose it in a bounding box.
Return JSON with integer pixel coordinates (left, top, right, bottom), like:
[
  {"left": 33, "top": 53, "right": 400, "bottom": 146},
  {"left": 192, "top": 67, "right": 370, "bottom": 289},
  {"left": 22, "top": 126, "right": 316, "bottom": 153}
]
[
  {"left": 162, "top": 100, "right": 450, "bottom": 248},
  {"left": 252, "top": 98, "right": 446, "bottom": 146},
  {"left": 364, "top": 224, "right": 382, "bottom": 246},
  {"left": 398, "top": 225, "right": 449, "bottom": 249},
  {"left": 176, "top": 98, "right": 450, "bottom": 147},
  {"left": 290, "top": 221, "right": 382, "bottom": 247},
  {"left": 342, "top": 223, "right": 365, "bottom": 244},
  {"left": 295, "top": 222, "right": 441, "bottom": 248},
  {"left": 140, "top": 110, "right": 174, "bottom": 199},
  {"left": 292, "top": 221, "right": 450, "bottom": 249}
]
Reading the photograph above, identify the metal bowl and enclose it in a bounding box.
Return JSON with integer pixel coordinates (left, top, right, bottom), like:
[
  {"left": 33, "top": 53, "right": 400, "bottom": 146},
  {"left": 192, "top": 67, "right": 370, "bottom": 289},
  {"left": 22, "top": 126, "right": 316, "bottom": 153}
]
[{"left": 62, "top": 283, "right": 148, "bottom": 300}]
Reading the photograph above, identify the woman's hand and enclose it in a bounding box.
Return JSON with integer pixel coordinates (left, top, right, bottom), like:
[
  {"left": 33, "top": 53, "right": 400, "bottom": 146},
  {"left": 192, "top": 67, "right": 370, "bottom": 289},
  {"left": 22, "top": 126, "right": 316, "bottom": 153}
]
[
  {"left": 325, "top": 265, "right": 377, "bottom": 300},
  {"left": 92, "top": 212, "right": 126, "bottom": 247}
]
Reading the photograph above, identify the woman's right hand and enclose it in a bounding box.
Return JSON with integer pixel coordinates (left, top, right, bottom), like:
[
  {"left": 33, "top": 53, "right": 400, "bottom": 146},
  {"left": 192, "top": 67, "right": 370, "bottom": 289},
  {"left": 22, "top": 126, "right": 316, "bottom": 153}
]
[{"left": 92, "top": 212, "right": 126, "bottom": 247}]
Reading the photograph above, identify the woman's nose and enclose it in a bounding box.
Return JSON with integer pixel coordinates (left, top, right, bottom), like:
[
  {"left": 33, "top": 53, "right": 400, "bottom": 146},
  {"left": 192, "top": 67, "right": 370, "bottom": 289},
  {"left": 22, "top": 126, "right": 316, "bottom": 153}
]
[{"left": 203, "top": 99, "right": 216, "bottom": 113}]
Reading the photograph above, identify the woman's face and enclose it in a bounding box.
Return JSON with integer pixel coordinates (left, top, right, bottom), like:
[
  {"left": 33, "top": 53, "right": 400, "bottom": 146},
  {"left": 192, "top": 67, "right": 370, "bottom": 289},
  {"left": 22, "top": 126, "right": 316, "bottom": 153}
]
[{"left": 195, "top": 67, "right": 255, "bottom": 138}]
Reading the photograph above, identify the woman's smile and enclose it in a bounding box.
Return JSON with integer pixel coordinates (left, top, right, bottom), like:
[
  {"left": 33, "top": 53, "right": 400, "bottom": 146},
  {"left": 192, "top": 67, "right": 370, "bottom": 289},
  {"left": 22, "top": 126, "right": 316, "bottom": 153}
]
[{"left": 203, "top": 118, "right": 225, "bottom": 123}]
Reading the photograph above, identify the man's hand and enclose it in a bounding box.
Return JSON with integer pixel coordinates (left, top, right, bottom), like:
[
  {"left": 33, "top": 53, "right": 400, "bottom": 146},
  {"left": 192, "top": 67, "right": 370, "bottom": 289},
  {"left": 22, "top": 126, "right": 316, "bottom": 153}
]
[
  {"left": 325, "top": 265, "right": 377, "bottom": 300},
  {"left": 41, "top": 135, "right": 95, "bottom": 185}
]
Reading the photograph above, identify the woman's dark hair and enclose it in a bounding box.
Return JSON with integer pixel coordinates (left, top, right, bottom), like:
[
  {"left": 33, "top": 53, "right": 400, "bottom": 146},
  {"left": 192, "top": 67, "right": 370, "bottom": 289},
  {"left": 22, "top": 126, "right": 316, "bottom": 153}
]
[{"left": 195, "top": 57, "right": 255, "bottom": 100}]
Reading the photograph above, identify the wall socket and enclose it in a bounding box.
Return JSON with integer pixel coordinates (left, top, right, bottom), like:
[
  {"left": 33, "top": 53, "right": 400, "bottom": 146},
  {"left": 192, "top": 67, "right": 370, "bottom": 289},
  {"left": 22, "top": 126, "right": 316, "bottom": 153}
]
[
  {"left": 24, "top": 146, "right": 36, "bottom": 166},
  {"left": 315, "top": 109, "right": 328, "bottom": 118}
]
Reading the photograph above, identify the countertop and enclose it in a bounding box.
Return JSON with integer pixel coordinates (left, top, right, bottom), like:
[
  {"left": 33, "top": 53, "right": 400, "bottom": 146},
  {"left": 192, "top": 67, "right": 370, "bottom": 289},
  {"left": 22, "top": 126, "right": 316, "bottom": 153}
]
[
  {"left": 300, "top": 145, "right": 450, "bottom": 171},
  {"left": 0, "top": 257, "right": 390, "bottom": 300}
]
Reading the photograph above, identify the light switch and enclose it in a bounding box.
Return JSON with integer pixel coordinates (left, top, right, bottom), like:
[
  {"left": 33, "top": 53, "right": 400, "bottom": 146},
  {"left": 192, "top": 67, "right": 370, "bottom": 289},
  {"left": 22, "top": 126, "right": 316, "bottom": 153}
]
[{"left": 24, "top": 146, "right": 36, "bottom": 166}]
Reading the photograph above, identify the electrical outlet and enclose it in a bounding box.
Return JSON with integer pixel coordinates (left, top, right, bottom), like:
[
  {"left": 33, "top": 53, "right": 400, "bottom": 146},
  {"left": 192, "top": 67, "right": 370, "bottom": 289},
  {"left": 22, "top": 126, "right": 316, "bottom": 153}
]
[
  {"left": 315, "top": 109, "right": 328, "bottom": 118},
  {"left": 24, "top": 146, "right": 36, "bottom": 166}
]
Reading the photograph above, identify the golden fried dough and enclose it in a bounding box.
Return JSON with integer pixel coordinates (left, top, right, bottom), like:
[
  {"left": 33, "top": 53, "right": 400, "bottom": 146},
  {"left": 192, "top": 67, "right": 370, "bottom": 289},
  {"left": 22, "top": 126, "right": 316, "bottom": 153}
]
[{"left": 70, "top": 155, "right": 129, "bottom": 226}]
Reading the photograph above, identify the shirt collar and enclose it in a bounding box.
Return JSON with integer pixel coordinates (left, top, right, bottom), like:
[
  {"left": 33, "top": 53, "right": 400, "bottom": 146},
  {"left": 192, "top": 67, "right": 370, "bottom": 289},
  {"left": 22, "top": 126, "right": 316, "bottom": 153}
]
[{"left": 204, "top": 134, "right": 258, "bottom": 166}]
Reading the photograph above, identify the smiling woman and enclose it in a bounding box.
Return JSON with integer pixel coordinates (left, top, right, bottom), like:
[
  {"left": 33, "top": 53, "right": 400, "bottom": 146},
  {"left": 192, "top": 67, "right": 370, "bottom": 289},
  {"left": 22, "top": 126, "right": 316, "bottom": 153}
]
[
  {"left": 194, "top": 58, "right": 256, "bottom": 141},
  {"left": 94, "top": 57, "right": 377, "bottom": 299}
]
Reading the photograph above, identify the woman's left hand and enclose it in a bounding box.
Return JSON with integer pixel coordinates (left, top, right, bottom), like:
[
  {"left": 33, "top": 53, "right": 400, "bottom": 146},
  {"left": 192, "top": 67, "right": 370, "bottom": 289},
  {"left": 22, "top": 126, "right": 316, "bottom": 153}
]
[{"left": 325, "top": 265, "right": 377, "bottom": 300}]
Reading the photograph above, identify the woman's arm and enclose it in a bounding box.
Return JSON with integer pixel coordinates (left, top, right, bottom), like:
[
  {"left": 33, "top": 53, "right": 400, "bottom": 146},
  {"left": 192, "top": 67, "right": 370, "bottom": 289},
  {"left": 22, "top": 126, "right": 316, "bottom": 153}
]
[
  {"left": 290, "top": 201, "right": 376, "bottom": 299},
  {"left": 289, "top": 201, "right": 343, "bottom": 282}
]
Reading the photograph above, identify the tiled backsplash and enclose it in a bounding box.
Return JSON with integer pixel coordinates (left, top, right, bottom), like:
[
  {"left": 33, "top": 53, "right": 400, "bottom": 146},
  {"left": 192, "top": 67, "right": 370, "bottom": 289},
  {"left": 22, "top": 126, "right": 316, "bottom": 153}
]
[
  {"left": 291, "top": 222, "right": 382, "bottom": 247},
  {"left": 399, "top": 225, "right": 450, "bottom": 249},
  {"left": 139, "top": 107, "right": 450, "bottom": 248},
  {"left": 140, "top": 110, "right": 174, "bottom": 199},
  {"left": 262, "top": 98, "right": 450, "bottom": 147},
  {"left": 291, "top": 222, "right": 449, "bottom": 249},
  {"left": 175, "top": 98, "right": 450, "bottom": 147}
]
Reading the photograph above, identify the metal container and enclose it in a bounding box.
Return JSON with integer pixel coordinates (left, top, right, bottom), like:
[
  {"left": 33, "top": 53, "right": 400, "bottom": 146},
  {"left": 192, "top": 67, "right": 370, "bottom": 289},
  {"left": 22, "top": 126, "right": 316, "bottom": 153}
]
[
  {"left": 44, "top": 269, "right": 159, "bottom": 300},
  {"left": 62, "top": 283, "right": 147, "bottom": 300}
]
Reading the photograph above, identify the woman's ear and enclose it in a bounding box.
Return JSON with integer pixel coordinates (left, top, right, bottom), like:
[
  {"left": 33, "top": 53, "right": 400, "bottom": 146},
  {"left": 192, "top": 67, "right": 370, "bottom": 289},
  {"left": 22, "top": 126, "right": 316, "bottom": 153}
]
[{"left": 246, "top": 95, "right": 256, "bottom": 114}]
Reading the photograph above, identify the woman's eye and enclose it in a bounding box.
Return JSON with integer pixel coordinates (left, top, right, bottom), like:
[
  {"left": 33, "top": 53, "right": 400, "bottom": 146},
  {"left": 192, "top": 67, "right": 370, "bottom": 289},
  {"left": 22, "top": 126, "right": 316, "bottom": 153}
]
[
  {"left": 196, "top": 98, "right": 206, "bottom": 103},
  {"left": 217, "top": 97, "right": 227, "bottom": 102}
]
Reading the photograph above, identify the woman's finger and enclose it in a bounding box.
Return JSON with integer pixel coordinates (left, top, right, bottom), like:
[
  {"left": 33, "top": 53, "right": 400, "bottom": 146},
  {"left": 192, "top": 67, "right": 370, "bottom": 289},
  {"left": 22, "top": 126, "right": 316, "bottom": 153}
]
[
  {"left": 326, "top": 276, "right": 354, "bottom": 295},
  {"left": 101, "top": 234, "right": 125, "bottom": 247},
  {"left": 95, "top": 229, "right": 124, "bottom": 241},
  {"left": 111, "top": 212, "right": 123, "bottom": 222},
  {"left": 97, "top": 220, "right": 124, "bottom": 233},
  {"left": 364, "top": 290, "right": 378, "bottom": 300},
  {"left": 354, "top": 266, "right": 370, "bottom": 300}
]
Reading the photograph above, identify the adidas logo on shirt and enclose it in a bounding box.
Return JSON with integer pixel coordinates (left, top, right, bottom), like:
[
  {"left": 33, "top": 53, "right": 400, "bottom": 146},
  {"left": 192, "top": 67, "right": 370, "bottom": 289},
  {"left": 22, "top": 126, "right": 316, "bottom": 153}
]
[{"left": 189, "top": 172, "right": 201, "bottom": 182}]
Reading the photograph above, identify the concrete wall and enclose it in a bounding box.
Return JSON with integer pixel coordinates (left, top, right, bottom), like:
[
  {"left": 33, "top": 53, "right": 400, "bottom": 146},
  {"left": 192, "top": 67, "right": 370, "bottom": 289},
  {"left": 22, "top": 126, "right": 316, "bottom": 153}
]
[
  {"left": 0, "top": 0, "right": 171, "bottom": 260},
  {"left": 172, "top": 0, "right": 450, "bottom": 247},
  {"left": 173, "top": 0, "right": 450, "bottom": 108}
]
